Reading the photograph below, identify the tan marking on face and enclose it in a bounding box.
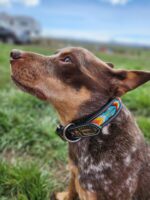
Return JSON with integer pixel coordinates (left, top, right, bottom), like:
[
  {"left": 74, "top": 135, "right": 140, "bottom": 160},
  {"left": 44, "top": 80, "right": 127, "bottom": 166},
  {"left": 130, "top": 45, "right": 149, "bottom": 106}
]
[
  {"left": 55, "top": 192, "right": 69, "bottom": 200},
  {"left": 35, "top": 77, "right": 91, "bottom": 125},
  {"left": 68, "top": 160, "right": 97, "bottom": 200}
]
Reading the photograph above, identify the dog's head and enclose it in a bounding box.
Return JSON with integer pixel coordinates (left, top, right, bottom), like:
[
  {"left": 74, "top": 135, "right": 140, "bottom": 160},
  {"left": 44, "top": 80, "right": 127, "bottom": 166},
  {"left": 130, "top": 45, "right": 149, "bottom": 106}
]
[{"left": 10, "top": 47, "right": 150, "bottom": 124}]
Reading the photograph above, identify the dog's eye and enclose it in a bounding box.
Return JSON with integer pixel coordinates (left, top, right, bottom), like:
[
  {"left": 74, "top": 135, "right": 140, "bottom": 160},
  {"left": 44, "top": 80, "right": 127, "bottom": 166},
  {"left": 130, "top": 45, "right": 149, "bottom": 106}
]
[{"left": 63, "top": 56, "right": 72, "bottom": 63}]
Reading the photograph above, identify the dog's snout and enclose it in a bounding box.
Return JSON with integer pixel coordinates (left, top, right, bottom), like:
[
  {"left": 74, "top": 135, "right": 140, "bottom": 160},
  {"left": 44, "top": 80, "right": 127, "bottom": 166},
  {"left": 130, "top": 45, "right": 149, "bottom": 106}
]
[{"left": 10, "top": 49, "right": 22, "bottom": 60}]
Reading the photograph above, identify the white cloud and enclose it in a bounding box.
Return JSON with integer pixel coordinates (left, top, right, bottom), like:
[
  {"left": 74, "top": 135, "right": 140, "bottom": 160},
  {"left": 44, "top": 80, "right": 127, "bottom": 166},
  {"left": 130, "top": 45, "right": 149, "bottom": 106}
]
[
  {"left": 0, "top": 0, "right": 40, "bottom": 7},
  {"left": 21, "top": 0, "right": 40, "bottom": 6},
  {"left": 0, "top": 0, "right": 10, "bottom": 6},
  {"left": 102, "top": 0, "right": 130, "bottom": 5}
]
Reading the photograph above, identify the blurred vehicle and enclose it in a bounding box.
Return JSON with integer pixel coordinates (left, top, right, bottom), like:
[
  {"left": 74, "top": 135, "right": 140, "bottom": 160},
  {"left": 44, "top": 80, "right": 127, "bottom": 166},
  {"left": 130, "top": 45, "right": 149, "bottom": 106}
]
[
  {"left": 0, "top": 13, "right": 41, "bottom": 44},
  {"left": 0, "top": 26, "right": 31, "bottom": 44},
  {"left": 0, "top": 26, "right": 15, "bottom": 43}
]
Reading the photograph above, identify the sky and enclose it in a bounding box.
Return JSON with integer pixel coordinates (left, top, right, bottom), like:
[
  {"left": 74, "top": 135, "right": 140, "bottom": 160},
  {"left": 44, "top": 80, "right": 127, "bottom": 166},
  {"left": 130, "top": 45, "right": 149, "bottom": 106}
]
[{"left": 0, "top": 0, "right": 150, "bottom": 45}]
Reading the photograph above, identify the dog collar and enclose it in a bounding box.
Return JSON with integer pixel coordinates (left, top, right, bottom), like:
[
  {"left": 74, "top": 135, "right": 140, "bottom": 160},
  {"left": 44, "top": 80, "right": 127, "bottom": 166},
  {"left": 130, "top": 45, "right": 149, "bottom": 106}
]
[{"left": 56, "top": 98, "right": 122, "bottom": 143}]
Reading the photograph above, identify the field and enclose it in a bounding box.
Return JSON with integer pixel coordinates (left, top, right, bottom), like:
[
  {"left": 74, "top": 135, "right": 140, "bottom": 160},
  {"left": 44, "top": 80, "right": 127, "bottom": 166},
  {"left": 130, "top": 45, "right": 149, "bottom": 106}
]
[{"left": 0, "top": 43, "right": 150, "bottom": 200}]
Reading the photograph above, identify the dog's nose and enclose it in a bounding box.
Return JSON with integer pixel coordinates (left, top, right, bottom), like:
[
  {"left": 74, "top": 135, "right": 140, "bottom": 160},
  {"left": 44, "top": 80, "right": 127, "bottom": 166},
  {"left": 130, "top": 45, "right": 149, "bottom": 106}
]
[{"left": 10, "top": 49, "right": 22, "bottom": 59}]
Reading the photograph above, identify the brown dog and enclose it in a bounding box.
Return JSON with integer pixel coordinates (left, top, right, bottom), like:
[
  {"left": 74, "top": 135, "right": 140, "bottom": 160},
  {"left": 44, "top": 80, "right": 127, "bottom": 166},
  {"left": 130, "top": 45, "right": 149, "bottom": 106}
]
[{"left": 10, "top": 47, "right": 150, "bottom": 200}]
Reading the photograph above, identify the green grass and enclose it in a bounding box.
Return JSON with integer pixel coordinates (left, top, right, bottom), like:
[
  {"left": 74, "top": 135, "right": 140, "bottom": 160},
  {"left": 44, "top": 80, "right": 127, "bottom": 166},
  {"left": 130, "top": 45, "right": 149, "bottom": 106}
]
[
  {"left": 0, "top": 162, "right": 50, "bottom": 200},
  {"left": 0, "top": 43, "right": 150, "bottom": 200}
]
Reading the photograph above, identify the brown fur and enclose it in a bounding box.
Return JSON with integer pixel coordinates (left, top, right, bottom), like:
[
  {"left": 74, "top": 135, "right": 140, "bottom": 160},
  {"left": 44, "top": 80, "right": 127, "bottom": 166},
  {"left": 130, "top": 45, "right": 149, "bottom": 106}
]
[{"left": 10, "top": 47, "right": 150, "bottom": 200}]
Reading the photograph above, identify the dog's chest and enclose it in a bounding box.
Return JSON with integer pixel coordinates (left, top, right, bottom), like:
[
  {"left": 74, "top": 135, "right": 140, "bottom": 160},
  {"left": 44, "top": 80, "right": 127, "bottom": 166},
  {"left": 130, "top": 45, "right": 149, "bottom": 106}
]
[{"left": 69, "top": 130, "right": 143, "bottom": 199}]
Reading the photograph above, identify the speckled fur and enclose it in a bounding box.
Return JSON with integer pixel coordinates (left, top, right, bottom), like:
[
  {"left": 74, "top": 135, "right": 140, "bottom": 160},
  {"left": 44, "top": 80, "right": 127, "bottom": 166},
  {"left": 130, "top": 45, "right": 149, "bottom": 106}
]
[{"left": 69, "top": 106, "right": 150, "bottom": 200}]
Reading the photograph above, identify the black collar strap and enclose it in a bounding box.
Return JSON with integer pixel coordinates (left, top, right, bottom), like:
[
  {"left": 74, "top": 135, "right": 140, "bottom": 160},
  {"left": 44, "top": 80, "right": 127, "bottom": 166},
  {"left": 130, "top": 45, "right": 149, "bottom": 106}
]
[{"left": 56, "top": 98, "right": 122, "bottom": 143}]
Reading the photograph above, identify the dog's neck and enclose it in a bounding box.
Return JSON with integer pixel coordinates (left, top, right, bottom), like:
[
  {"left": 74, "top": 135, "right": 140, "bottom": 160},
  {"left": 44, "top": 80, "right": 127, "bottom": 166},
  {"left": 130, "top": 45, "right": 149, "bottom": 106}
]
[
  {"left": 68, "top": 104, "right": 145, "bottom": 166},
  {"left": 53, "top": 94, "right": 144, "bottom": 157},
  {"left": 56, "top": 92, "right": 111, "bottom": 126}
]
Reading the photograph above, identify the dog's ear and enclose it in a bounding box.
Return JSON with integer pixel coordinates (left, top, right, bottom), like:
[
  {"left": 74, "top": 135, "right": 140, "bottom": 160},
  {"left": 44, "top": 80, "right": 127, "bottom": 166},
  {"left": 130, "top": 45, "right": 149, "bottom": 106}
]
[
  {"left": 112, "top": 70, "right": 150, "bottom": 96},
  {"left": 106, "top": 62, "right": 114, "bottom": 68}
]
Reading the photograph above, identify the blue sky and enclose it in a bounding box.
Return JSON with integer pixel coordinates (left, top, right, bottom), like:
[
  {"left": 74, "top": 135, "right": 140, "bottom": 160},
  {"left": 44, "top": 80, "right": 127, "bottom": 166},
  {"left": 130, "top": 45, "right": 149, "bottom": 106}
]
[{"left": 0, "top": 0, "right": 150, "bottom": 45}]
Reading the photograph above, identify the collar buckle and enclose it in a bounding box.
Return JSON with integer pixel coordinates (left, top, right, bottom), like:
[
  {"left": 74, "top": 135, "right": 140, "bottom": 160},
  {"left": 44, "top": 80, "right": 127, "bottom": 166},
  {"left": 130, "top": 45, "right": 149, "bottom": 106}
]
[{"left": 63, "top": 123, "right": 81, "bottom": 143}]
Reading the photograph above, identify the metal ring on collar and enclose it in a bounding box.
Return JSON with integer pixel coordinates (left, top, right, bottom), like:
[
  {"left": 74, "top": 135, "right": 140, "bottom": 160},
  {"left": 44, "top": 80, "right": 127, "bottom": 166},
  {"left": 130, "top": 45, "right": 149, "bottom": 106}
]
[{"left": 63, "top": 123, "right": 81, "bottom": 143}]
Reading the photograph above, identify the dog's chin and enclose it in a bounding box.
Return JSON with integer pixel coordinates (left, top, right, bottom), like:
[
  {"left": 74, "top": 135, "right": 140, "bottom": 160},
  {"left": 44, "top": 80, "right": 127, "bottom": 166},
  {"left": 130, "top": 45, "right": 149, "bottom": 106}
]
[{"left": 11, "top": 76, "right": 47, "bottom": 101}]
